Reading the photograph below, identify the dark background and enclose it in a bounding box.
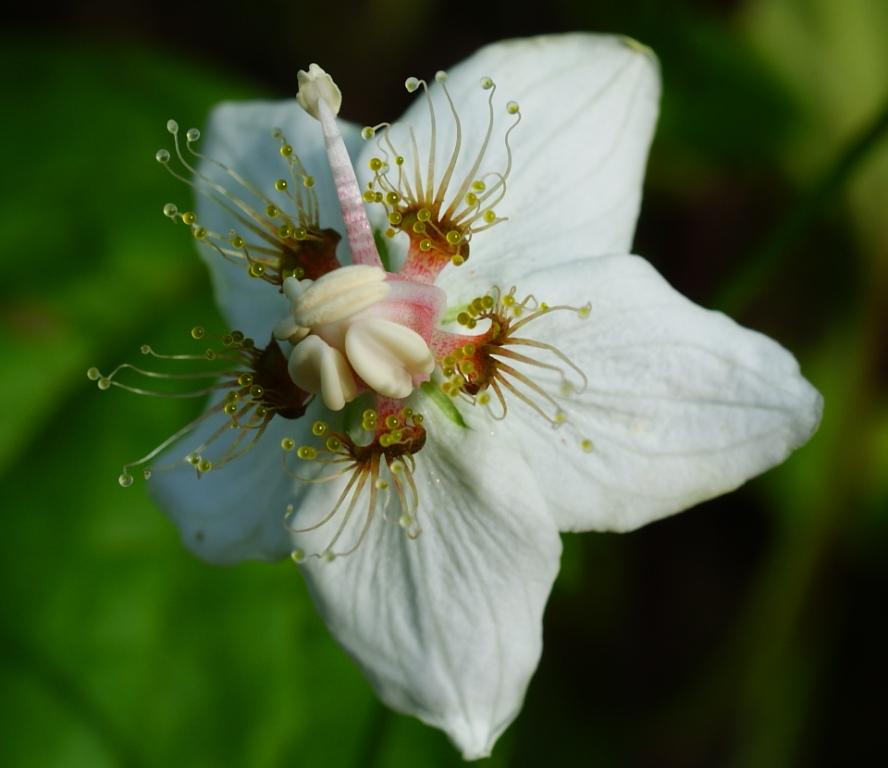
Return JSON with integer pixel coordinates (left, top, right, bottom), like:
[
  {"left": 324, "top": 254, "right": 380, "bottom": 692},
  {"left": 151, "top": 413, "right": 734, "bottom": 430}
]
[{"left": 1, "top": 1, "right": 886, "bottom": 766}]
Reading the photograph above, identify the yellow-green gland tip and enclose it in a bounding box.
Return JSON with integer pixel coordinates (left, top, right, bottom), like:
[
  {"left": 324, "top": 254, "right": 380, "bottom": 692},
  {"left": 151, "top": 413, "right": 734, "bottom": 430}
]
[{"left": 620, "top": 35, "right": 653, "bottom": 56}]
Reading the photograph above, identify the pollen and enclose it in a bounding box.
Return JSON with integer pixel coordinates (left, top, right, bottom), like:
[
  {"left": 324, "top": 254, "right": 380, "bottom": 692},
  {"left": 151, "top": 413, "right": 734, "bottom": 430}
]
[
  {"left": 89, "top": 328, "right": 310, "bottom": 487},
  {"left": 360, "top": 73, "right": 522, "bottom": 282},
  {"left": 282, "top": 406, "right": 426, "bottom": 560},
  {"left": 155, "top": 119, "right": 342, "bottom": 286}
]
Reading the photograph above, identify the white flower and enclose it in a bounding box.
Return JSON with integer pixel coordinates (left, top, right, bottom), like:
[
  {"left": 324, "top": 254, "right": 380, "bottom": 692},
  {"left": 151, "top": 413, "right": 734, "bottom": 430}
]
[{"left": 111, "top": 34, "right": 821, "bottom": 759}]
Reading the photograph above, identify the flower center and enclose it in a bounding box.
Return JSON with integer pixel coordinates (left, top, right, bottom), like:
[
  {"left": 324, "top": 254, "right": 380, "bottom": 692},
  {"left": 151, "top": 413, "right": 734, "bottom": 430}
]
[
  {"left": 361, "top": 72, "right": 521, "bottom": 283},
  {"left": 275, "top": 265, "right": 442, "bottom": 410}
]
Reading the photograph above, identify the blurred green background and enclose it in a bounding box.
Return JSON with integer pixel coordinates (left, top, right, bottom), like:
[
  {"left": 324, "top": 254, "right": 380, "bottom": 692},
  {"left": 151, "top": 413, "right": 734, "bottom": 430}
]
[{"left": 2, "top": 1, "right": 886, "bottom": 766}]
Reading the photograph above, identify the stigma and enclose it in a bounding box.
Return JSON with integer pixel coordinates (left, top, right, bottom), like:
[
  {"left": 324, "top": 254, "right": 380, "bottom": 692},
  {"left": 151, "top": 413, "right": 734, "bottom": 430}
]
[
  {"left": 432, "top": 287, "right": 591, "bottom": 427},
  {"left": 360, "top": 72, "right": 522, "bottom": 283},
  {"left": 282, "top": 405, "right": 426, "bottom": 561},
  {"left": 155, "top": 119, "right": 341, "bottom": 285},
  {"left": 88, "top": 327, "right": 309, "bottom": 487}
]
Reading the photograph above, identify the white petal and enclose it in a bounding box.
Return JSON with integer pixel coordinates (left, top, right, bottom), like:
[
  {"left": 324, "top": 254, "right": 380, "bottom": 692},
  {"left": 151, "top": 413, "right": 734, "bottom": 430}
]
[
  {"left": 357, "top": 33, "right": 659, "bottom": 284},
  {"left": 464, "top": 255, "right": 823, "bottom": 533},
  {"left": 290, "top": 407, "right": 560, "bottom": 759},
  {"left": 149, "top": 407, "right": 297, "bottom": 563},
  {"left": 288, "top": 335, "right": 357, "bottom": 411},
  {"left": 195, "top": 101, "right": 363, "bottom": 338}
]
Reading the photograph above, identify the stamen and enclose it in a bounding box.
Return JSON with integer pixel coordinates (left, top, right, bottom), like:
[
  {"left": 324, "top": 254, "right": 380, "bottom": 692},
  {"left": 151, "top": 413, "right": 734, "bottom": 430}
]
[{"left": 276, "top": 266, "right": 440, "bottom": 409}]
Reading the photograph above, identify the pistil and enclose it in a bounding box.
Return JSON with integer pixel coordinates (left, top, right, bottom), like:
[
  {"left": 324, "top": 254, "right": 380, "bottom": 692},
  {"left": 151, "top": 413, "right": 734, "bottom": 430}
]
[{"left": 297, "top": 64, "right": 384, "bottom": 269}]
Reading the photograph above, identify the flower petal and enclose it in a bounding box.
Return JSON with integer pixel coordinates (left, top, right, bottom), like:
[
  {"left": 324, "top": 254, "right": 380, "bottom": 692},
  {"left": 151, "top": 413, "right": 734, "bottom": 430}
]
[
  {"left": 195, "top": 100, "right": 363, "bottom": 338},
  {"left": 357, "top": 33, "right": 660, "bottom": 284},
  {"left": 149, "top": 401, "right": 316, "bottom": 563},
  {"left": 290, "top": 407, "right": 560, "bottom": 759},
  {"left": 455, "top": 255, "right": 823, "bottom": 533}
]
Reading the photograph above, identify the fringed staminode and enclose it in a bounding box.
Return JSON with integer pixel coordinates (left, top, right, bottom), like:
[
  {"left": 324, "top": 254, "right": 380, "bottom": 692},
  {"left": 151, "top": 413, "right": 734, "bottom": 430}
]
[
  {"left": 432, "top": 287, "right": 591, "bottom": 427},
  {"left": 282, "top": 405, "right": 426, "bottom": 561},
  {"left": 156, "top": 120, "right": 342, "bottom": 286},
  {"left": 89, "top": 327, "right": 310, "bottom": 487},
  {"left": 361, "top": 73, "right": 522, "bottom": 282}
]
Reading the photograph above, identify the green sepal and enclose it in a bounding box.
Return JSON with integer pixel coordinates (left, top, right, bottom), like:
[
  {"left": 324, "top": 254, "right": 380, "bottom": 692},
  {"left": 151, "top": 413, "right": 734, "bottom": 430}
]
[{"left": 420, "top": 382, "right": 470, "bottom": 429}]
